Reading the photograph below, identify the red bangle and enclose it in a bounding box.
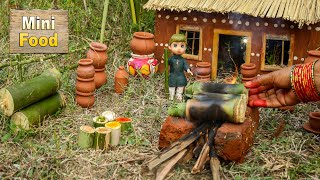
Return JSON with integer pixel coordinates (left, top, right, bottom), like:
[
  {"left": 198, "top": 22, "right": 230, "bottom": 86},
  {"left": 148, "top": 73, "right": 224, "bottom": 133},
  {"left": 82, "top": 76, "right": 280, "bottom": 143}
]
[{"left": 291, "top": 60, "right": 320, "bottom": 102}]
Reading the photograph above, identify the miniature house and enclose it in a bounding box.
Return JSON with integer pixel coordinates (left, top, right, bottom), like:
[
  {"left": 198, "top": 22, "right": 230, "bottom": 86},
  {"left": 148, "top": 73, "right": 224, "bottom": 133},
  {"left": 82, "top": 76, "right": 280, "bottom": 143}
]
[{"left": 144, "top": 0, "right": 320, "bottom": 79}]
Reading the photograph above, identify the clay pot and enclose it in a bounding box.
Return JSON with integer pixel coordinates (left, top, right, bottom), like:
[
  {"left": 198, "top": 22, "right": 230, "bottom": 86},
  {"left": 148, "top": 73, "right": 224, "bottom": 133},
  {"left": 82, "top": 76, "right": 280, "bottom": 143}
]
[
  {"left": 304, "top": 50, "right": 320, "bottom": 64},
  {"left": 76, "top": 77, "right": 95, "bottom": 93},
  {"left": 76, "top": 91, "right": 95, "bottom": 108},
  {"left": 129, "top": 32, "right": 156, "bottom": 55},
  {"left": 194, "top": 62, "right": 211, "bottom": 76},
  {"left": 127, "top": 53, "right": 159, "bottom": 77},
  {"left": 87, "top": 42, "right": 108, "bottom": 69},
  {"left": 94, "top": 67, "right": 107, "bottom": 89},
  {"left": 196, "top": 74, "right": 211, "bottom": 82},
  {"left": 77, "top": 59, "right": 95, "bottom": 79},
  {"left": 241, "top": 63, "right": 257, "bottom": 78},
  {"left": 241, "top": 77, "right": 254, "bottom": 84},
  {"left": 303, "top": 112, "right": 320, "bottom": 134},
  {"left": 114, "top": 66, "right": 129, "bottom": 94}
]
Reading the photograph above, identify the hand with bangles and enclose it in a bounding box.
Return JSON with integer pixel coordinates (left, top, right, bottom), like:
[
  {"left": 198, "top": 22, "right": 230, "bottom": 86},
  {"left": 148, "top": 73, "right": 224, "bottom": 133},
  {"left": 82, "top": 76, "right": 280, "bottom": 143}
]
[{"left": 245, "top": 60, "right": 320, "bottom": 108}]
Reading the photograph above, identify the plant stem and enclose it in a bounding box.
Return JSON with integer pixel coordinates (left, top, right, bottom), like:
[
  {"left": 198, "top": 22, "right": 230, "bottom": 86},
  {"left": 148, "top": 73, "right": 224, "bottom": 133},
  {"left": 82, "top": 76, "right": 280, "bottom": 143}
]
[
  {"left": 164, "top": 48, "right": 169, "bottom": 97},
  {"left": 129, "top": 0, "right": 137, "bottom": 25},
  {"left": 100, "top": 0, "right": 109, "bottom": 43}
]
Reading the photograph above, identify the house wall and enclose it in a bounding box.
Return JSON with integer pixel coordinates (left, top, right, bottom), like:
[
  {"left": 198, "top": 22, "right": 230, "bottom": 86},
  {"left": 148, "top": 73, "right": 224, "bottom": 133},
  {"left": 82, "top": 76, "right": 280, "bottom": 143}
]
[{"left": 154, "top": 10, "right": 320, "bottom": 75}]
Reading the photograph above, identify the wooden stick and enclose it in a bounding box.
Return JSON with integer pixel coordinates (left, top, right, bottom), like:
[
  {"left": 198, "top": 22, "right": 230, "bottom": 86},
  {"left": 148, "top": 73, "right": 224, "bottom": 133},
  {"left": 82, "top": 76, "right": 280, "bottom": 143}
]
[
  {"left": 210, "top": 157, "right": 221, "bottom": 180},
  {"left": 156, "top": 149, "right": 187, "bottom": 180},
  {"left": 100, "top": 0, "right": 109, "bottom": 43},
  {"left": 191, "top": 143, "right": 210, "bottom": 174},
  {"left": 147, "top": 123, "right": 210, "bottom": 170},
  {"left": 164, "top": 48, "right": 169, "bottom": 97},
  {"left": 129, "top": 0, "right": 137, "bottom": 25}
]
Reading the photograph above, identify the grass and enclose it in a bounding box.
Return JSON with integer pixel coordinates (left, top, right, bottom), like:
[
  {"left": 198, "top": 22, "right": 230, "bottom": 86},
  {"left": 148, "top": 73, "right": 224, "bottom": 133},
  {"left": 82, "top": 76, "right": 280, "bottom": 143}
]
[{"left": 0, "top": 0, "right": 320, "bottom": 179}]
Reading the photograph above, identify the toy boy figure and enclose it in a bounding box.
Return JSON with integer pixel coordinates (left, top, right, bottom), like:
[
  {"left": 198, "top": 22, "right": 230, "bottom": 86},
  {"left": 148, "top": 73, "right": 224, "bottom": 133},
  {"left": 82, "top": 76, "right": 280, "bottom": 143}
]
[{"left": 168, "top": 34, "right": 193, "bottom": 101}]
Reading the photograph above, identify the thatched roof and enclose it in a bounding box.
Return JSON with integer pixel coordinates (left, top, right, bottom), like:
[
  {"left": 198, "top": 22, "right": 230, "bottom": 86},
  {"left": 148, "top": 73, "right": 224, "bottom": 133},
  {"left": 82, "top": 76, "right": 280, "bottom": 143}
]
[{"left": 144, "top": 0, "right": 320, "bottom": 27}]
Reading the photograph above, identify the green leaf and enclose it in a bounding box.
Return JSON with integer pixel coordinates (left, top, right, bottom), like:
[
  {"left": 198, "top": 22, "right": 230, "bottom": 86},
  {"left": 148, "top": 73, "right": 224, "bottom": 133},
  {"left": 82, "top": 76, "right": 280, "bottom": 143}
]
[{"left": 1, "top": 133, "right": 11, "bottom": 142}]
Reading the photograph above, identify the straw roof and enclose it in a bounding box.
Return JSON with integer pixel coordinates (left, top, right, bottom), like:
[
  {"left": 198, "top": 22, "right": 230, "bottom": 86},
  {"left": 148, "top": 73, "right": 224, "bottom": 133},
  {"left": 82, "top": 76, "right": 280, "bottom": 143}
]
[{"left": 144, "top": 0, "right": 320, "bottom": 27}]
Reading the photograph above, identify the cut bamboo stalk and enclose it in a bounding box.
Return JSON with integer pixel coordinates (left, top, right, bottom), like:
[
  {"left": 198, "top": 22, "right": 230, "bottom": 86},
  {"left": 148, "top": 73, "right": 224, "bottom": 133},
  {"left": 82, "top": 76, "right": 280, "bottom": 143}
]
[
  {"left": 185, "top": 81, "right": 248, "bottom": 97},
  {"left": 186, "top": 94, "right": 247, "bottom": 123},
  {"left": 156, "top": 149, "right": 188, "bottom": 180},
  {"left": 100, "top": 0, "right": 110, "bottom": 43},
  {"left": 0, "top": 68, "right": 61, "bottom": 116},
  {"left": 115, "top": 117, "right": 133, "bottom": 132},
  {"left": 164, "top": 48, "right": 169, "bottom": 97},
  {"left": 10, "top": 93, "right": 66, "bottom": 131},
  {"left": 78, "top": 125, "right": 95, "bottom": 149},
  {"left": 94, "top": 127, "right": 111, "bottom": 150},
  {"left": 210, "top": 157, "right": 221, "bottom": 180},
  {"left": 105, "top": 121, "right": 121, "bottom": 146},
  {"left": 93, "top": 116, "right": 108, "bottom": 128}
]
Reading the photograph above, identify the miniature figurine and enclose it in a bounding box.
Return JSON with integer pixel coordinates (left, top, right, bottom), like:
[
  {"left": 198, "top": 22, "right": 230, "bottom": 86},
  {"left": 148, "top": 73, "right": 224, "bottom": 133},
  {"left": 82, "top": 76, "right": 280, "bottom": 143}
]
[{"left": 168, "top": 34, "right": 193, "bottom": 101}]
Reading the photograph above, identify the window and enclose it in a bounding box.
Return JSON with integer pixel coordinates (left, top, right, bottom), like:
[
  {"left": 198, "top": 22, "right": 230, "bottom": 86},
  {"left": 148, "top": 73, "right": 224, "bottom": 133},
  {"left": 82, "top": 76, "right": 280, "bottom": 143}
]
[
  {"left": 261, "top": 34, "right": 294, "bottom": 71},
  {"left": 176, "top": 25, "right": 202, "bottom": 60}
]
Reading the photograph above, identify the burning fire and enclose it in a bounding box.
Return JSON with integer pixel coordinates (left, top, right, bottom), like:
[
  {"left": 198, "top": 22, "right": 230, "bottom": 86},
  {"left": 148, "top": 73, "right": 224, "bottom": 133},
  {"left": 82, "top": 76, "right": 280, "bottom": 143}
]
[{"left": 223, "top": 70, "right": 238, "bottom": 84}]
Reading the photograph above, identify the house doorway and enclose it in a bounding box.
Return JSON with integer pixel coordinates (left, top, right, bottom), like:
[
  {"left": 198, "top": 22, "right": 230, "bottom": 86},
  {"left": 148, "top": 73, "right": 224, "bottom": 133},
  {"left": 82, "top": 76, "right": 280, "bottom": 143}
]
[{"left": 212, "top": 29, "right": 252, "bottom": 80}]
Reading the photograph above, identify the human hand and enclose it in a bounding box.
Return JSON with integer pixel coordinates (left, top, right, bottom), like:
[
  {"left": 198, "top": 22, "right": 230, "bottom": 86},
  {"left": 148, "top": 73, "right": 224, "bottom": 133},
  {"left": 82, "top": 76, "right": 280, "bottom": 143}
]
[
  {"left": 244, "top": 66, "right": 300, "bottom": 108},
  {"left": 187, "top": 69, "right": 193, "bottom": 76}
]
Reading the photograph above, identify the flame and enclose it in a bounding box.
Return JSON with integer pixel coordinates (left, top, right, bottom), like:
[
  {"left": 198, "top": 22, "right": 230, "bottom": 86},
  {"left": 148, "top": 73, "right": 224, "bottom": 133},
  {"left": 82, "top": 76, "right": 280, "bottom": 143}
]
[{"left": 223, "top": 66, "right": 238, "bottom": 84}]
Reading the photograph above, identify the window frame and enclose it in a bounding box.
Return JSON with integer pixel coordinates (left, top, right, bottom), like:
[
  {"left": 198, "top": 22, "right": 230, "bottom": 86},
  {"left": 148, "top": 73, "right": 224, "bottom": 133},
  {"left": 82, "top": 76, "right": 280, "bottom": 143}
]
[
  {"left": 212, "top": 29, "right": 252, "bottom": 80},
  {"left": 261, "top": 33, "right": 294, "bottom": 71},
  {"left": 176, "top": 25, "right": 203, "bottom": 61}
]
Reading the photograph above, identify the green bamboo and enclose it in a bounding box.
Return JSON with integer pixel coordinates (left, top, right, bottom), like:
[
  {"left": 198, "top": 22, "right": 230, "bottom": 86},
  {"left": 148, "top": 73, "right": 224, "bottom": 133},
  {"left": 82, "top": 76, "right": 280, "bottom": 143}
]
[
  {"left": 129, "top": 0, "right": 137, "bottom": 24},
  {"left": 78, "top": 125, "right": 95, "bottom": 149},
  {"left": 168, "top": 103, "right": 186, "bottom": 117},
  {"left": 93, "top": 127, "right": 111, "bottom": 150},
  {"left": 100, "top": 0, "right": 110, "bottom": 43},
  {"left": 164, "top": 48, "right": 169, "bottom": 97},
  {"left": 10, "top": 93, "right": 66, "bottom": 131},
  {"left": 0, "top": 68, "right": 62, "bottom": 116}
]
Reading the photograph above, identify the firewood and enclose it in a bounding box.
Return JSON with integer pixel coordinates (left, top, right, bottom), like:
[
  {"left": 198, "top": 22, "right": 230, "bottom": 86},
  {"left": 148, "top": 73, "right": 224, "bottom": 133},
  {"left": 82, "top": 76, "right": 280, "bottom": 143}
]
[
  {"left": 210, "top": 157, "right": 221, "bottom": 180},
  {"left": 156, "top": 149, "right": 187, "bottom": 180},
  {"left": 146, "top": 123, "right": 211, "bottom": 170},
  {"left": 193, "top": 135, "right": 205, "bottom": 158},
  {"left": 191, "top": 143, "right": 210, "bottom": 174}
]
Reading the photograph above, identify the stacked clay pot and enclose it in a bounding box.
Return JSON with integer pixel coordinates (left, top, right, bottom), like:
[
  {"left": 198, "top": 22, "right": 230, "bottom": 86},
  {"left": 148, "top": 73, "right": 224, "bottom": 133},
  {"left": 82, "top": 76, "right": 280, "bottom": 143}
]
[
  {"left": 240, "top": 63, "right": 257, "bottom": 83},
  {"left": 303, "top": 112, "right": 320, "bottom": 134},
  {"left": 304, "top": 50, "right": 320, "bottom": 64},
  {"left": 87, "top": 42, "right": 108, "bottom": 89},
  {"left": 127, "top": 32, "right": 159, "bottom": 78},
  {"left": 76, "top": 59, "right": 95, "bottom": 108},
  {"left": 114, "top": 66, "right": 129, "bottom": 94},
  {"left": 194, "top": 62, "right": 211, "bottom": 82}
]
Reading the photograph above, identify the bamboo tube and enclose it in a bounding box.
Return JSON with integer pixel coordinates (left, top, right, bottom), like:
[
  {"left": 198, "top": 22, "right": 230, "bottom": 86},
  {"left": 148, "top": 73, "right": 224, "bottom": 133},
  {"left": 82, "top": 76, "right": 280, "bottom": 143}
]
[
  {"left": 186, "top": 94, "right": 247, "bottom": 123},
  {"left": 10, "top": 93, "right": 66, "bottom": 131},
  {"left": 78, "top": 125, "right": 95, "bottom": 149},
  {"left": 168, "top": 103, "right": 186, "bottom": 117},
  {"left": 164, "top": 48, "right": 169, "bottom": 97},
  {"left": 94, "top": 127, "right": 111, "bottom": 150},
  {"left": 115, "top": 117, "right": 133, "bottom": 132},
  {"left": 105, "top": 121, "right": 121, "bottom": 146},
  {"left": 0, "top": 68, "right": 61, "bottom": 116},
  {"left": 92, "top": 116, "right": 108, "bottom": 128}
]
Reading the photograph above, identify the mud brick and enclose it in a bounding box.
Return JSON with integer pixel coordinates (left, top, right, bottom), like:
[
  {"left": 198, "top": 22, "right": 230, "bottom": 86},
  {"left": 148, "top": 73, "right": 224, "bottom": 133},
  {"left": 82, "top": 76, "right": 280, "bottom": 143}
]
[
  {"left": 214, "top": 107, "right": 259, "bottom": 163},
  {"left": 158, "top": 116, "right": 196, "bottom": 149}
]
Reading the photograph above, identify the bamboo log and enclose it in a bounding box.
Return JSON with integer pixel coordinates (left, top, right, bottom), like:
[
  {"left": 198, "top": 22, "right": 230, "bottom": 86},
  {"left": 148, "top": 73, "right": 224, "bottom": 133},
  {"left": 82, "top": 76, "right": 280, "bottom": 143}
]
[
  {"left": 100, "top": 0, "right": 109, "bottom": 43},
  {"left": 105, "top": 121, "right": 121, "bottom": 146},
  {"left": 78, "top": 125, "right": 95, "bottom": 149},
  {"left": 185, "top": 81, "right": 248, "bottom": 98},
  {"left": 0, "top": 68, "right": 61, "bottom": 116},
  {"left": 186, "top": 94, "right": 247, "bottom": 123},
  {"left": 94, "top": 127, "right": 111, "bottom": 150},
  {"left": 115, "top": 117, "right": 133, "bottom": 132},
  {"left": 10, "top": 93, "right": 66, "bottom": 131},
  {"left": 167, "top": 103, "right": 186, "bottom": 117},
  {"left": 93, "top": 116, "right": 108, "bottom": 128},
  {"left": 191, "top": 143, "right": 210, "bottom": 174},
  {"left": 210, "top": 157, "right": 221, "bottom": 180}
]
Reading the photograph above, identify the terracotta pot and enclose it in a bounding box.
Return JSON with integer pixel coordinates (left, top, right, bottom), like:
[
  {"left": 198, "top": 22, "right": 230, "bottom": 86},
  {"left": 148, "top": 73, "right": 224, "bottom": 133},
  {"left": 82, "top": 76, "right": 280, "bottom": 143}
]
[
  {"left": 241, "top": 63, "right": 257, "bottom": 78},
  {"left": 127, "top": 53, "right": 159, "bottom": 77},
  {"left": 76, "top": 91, "right": 95, "bottom": 108},
  {"left": 87, "top": 42, "right": 108, "bottom": 69},
  {"left": 304, "top": 50, "right": 320, "bottom": 64},
  {"left": 94, "top": 67, "right": 107, "bottom": 89},
  {"left": 77, "top": 59, "right": 95, "bottom": 79},
  {"left": 129, "top": 32, "right": 156, "bottom": 55},
  {"left": 196, "top": 74, "right": 210, "bottom": 82},
  {"left": 241, "top": 77, "right": 254, "bottom": 84},
  {"left": 76, "top": 77, "right": 95, "bottom": 93},
  {"left": 114, "top": 66, "right": 129, "bottom": 94},
  {"left": 303, "top": 112, "right": 320, "bottom": 134},
  {"left": 194, "top": 62, "right": 211, "bottom": 76}
]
